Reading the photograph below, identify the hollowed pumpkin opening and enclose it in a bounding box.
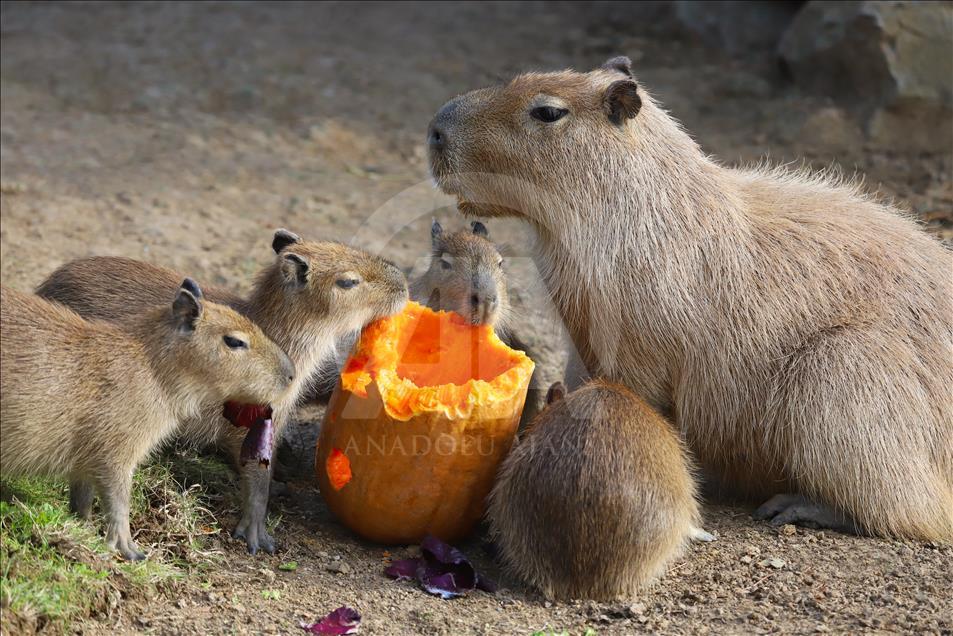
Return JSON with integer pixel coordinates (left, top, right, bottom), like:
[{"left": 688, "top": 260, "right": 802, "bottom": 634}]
[
  {"left": 340, "top": 301, "right": 532, "bottom": 421},
  {"left": 317, "top": 301, "right": 534, "bottom": 544}
]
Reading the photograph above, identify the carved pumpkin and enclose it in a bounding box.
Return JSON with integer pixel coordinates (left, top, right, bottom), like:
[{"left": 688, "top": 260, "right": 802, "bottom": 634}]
[{"left": 316, "top": 301, "right": 534, "bottom": 544}]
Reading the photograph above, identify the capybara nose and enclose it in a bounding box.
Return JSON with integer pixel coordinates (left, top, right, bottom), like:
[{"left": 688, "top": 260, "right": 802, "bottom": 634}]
[
  {"left": 428, "top": 98, "right": 462, "bottom": 151},
  {"left": 428, "top": 122, "right": 445, "bottom": 151}
]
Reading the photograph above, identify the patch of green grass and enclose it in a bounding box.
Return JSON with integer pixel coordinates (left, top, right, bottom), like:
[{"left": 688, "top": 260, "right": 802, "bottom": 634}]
[{"left": 1, "top": 446, "right": 232, "bottom": 632}]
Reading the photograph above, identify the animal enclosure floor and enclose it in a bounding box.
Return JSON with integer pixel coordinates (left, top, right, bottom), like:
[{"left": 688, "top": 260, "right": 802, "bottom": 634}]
[{"left": 1, "top": 2, "right": 950, "bottom": 634}]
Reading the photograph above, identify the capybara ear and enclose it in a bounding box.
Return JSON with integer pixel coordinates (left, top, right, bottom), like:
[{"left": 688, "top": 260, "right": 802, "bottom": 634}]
[
  {"left": 179, "top": 277, "right": 204, "bottom": 299},
  {"left": 546, "top": 381, "right": 567, "bottom": 405},
  {"left": 272, "top": 229, "right": 302, "bottom": 254},
  {"left": 601, "top": 56, "right": 633, "bottom": 77},
  {"left": 280, "top": 253, "right": 309, "bottom": 287},
  {"left": 172, "top": 279, "right": 203, "bottom": 332},
  {"left": 603, "top": 79, "right": 642, "bottom": 125},
  {"left": 431, "top": 219, "right": 444, "bottom": 247},
  {"left": 471, "top": 221, "right": 489, "bottom": 238}
]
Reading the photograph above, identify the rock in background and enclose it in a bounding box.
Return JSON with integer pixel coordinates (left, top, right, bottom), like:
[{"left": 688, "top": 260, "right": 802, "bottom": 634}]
[
  {"left": 669, "top": 0, "right": 952, "bottom": 153},
  {"left": 674, "top": 1, "right": 803, "bottom": 56},
  {"left": 779, "top": 1, "right": 953, "bottom": 152}
]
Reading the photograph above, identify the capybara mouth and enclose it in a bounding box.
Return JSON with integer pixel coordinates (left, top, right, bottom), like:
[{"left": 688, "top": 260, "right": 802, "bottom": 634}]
[
  {"left": 456, "top": 197, "right": 522, "bottom": 219},
  {"left": 222, "top": 402, "right": 274, "bottom": 469},
  {"left": 222, "top": 401, "right": 273, "bottom": 429}
]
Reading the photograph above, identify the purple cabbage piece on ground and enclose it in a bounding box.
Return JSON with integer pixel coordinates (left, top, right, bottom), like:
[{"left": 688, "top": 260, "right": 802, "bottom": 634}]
[
  {"left": 300, "top": 606, "right": 361, "bottom": 635},
  {"left": 418, "top": 570, "right": 462, "bottom": 599},
  {"left": 384, "top": 535, "right": 496, "bottom": 599},
  {"left": 383, "top": 558, "right": 418, "bottom": 581},
  {"left": 240, "top": 417, "right": 273, "bottom": 468}
]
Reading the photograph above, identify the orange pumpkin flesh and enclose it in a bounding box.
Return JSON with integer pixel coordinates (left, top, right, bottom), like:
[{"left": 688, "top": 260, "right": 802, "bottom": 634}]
[{"left": 316, "top": 301, "right": 534, "bottom": 544}]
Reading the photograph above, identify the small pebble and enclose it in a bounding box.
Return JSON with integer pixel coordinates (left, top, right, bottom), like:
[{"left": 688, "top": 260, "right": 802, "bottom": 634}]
[
  {"left": 327, "top": 561, "right": 351, "bottom": 575},
  {"left": 761, "top": 557, "right": 786, "bottom": 569},
  {"left": 781, "top": 524, "right": 797, "bottom": 536}
]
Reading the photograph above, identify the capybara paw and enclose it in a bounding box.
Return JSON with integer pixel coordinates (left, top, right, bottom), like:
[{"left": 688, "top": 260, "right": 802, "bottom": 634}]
[
  {"left": 109, "top": 536, "right": 145, "bottom": 561},
  {"left": 690, "top": 526, "right": 716, "bottom": 542},
  {"left": 753, "top": 493, "right": 804, "bottom": 520},
  {"left": 233, "top": 517, "right": 276, "bottom": 555},
  {"left": 754, "top": 493, "right": 858, "bottom": 534}
]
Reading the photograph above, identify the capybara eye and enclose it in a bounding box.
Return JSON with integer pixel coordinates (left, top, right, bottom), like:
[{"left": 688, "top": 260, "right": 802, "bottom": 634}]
[
  {"left": 223, "top": 335, "right": 248, "bottom": 350},
  {"left": 530, "top": 106, "right": 568, "bottom": 123},
  {"left": 439, "top": 258, "right": 452, "bottom": 270},
  {"left": 497, "top": 258, "right": 504, "bottom": 268},
  {"left": 335, "top": 278, "right": 360, "bottom": 290}
]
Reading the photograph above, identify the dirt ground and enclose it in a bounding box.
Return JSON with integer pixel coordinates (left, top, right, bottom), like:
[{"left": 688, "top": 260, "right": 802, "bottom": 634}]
[{"left": 1, "top": 2, "right": 951, "bottom": 634}]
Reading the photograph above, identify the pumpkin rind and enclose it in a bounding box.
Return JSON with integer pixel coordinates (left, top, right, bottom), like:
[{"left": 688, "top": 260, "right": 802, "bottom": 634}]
[{"left": 316, "top": 301, "right": 533, "bottom": 544}]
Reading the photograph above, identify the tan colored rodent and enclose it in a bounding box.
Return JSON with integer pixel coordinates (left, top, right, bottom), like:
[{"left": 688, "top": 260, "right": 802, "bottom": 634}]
[
  {"left": 429, "top": 56, "right": 953, "bottom": 541},
  {"left": 488, "top": 380, "right": 700, "bottom": 600},
  {"left": 411, "top": 219, "right": 509, "bottom": 326},
  {"left": 0, "top": 282, "right": 293, "bottom": 560},
  {"left": 411, "top": 219, "right": 545, "bottom": 426},
  {"left": 36, "top": 230, "right": 408, "bottom": 553}
]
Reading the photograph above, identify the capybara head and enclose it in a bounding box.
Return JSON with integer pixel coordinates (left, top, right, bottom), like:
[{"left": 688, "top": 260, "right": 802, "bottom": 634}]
[
  {"left": 428, "top": 56, "right": 652, "bottom": 225},
  {"left": 265, "top": 229, "right": 409, "bottom": 335},
  {"left": 414, "top": 220, "right": 508, "bottom": 326},
  {"left": 168, "top": 278, "right": 294, "bottom": 406}
]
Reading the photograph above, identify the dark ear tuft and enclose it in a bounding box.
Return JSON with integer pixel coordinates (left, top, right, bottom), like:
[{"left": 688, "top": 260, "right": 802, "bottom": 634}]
[
  {"left": 272, "top": 229, "right": 302, "bottom": 254},
  {"left": 431, "top": 219, "right": 444, "bottom": 247},
  {"left": 172, "top": 286, "right": 202, "bottom": 332},
  {"left": 281, "top": 253, "right": 309, "bottom": 287},
  {"left": 180, "top": 277, "right": 203, "bottom": 299},
  {"left": 601, "top": 56, "right": 633, "bottom": 77},
  {"left": 471, "top": 221, "right": 488, "bottom": 238},
  {"left": 604, "top": 79, "right": 641, "bottom": 125},
  {"left": 546, "top": 381, "right": 567, "bottom": 405}
]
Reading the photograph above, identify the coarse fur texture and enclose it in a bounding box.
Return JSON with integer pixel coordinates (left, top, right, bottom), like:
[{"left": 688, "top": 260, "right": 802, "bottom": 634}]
[
  {"left": 0, "top": 283, "right": 293, "bottom": 560},
  {"left": 410, "top": 220, "right": 545, "bottom": 427},
  {"left": 411, "top": 219, "right": 510, "bottom": 326},
  {"left": 488, "top": 380, "right": 700, "bottom": 600},
  {"left": 429, "top": 58, "right": 953, "bottom": 542},
  {"left": 36, "top": 230, "right": 408, "bottom": 553}
]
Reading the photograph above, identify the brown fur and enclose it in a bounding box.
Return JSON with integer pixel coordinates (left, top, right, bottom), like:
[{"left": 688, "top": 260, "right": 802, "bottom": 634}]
[
  {"left": 429, "top": 59, "right": 953, "bottom": 541},
  {"left": 410, "top": 220, "right": 546, "bottom": 427},
  {"left": 0, "top": 283, "right": 292, "bottom": 560},
  {"left": 488, "top": 380, "right": 700, "bottom": 600},
  {"left": 411, "top": 220, "right": 509, "bottom": 326},
  {"left": 36, "top": 230, "right": 408, "bottom": 553}
]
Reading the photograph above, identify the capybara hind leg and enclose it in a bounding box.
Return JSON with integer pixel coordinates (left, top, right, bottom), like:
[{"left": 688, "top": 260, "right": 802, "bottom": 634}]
[
  {"left": 754, "top": 494, "right": 860, "bottom": 534},
  {"left": 68, "top": 477, "right": 95, "bottom": 520},
  {"left": 99, "top": 471, "right": 144, "bottom": 561},
  {"left": 769, "top": 327, "right": 952, "bottom": 541}
]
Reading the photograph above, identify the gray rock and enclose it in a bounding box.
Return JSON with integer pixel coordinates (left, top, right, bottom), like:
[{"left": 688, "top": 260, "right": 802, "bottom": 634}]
[
  {"left": 327, "top": 561, "right": 351, "bottom": 575},
  {"left": 675, "top": 1, "right": 802, "bottom": 55},
  {"left": 780, "top": 1, "right": 953, "bottom": 151}
]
